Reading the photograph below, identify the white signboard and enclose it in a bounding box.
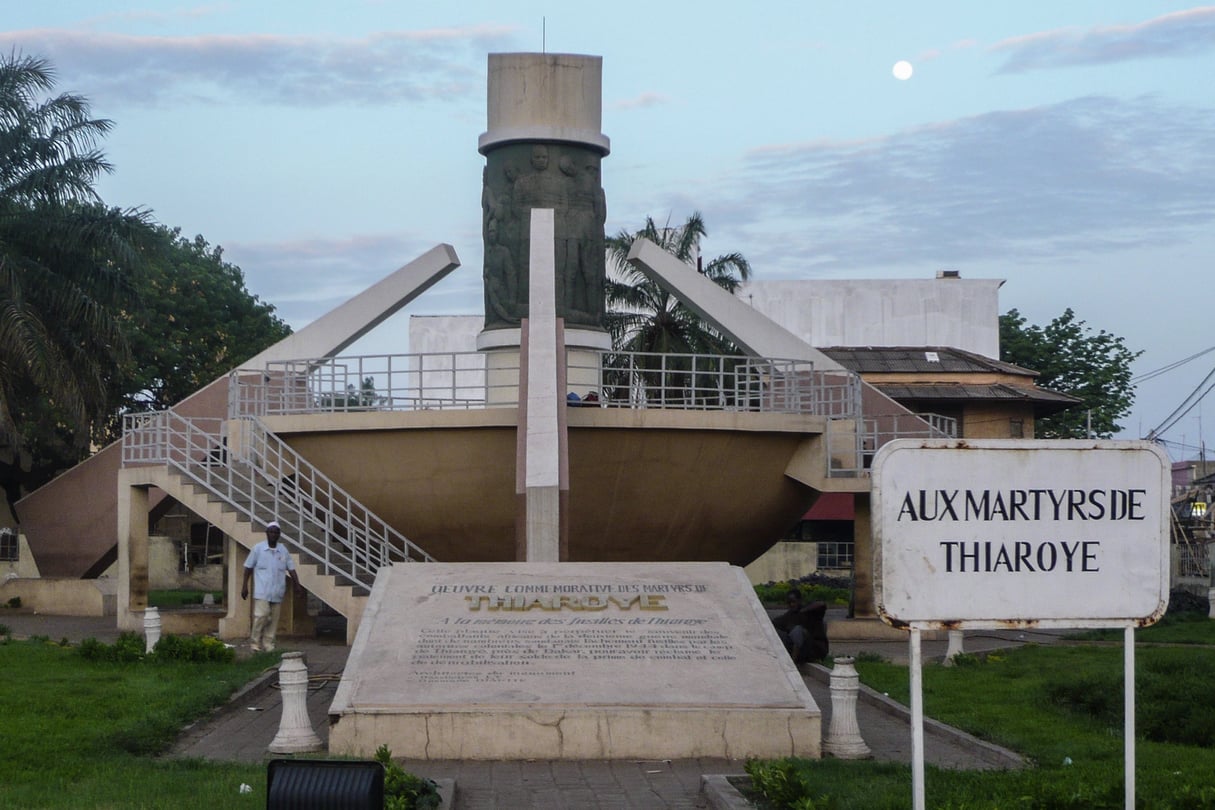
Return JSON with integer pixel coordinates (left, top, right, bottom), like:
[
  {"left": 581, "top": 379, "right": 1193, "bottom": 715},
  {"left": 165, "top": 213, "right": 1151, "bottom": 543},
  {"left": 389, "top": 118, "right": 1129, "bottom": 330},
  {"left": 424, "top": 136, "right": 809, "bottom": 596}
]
[{"left": 873, "top": 439, "right": 1170, "bottom": 629}]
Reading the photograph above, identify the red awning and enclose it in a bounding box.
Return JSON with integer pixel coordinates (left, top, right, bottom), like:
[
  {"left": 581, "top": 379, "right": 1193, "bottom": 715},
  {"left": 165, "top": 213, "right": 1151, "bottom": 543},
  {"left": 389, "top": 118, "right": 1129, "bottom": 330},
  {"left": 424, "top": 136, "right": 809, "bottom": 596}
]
[{"left": 803, "top": 492, "right": 854, "bottom": 521}]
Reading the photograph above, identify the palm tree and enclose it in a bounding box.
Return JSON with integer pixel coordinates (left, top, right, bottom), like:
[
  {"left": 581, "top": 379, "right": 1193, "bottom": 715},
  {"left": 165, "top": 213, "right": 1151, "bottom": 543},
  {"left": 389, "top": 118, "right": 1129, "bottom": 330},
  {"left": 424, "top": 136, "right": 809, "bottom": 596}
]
[
  {"left": 603, "top": 212, "right": 752, "bottom": 406},
  {"left": 0, "top": 53, "right": 150, "bottom": 456},
  {"left": 604, "top": 211, "right": 751, "bottom": 356}
]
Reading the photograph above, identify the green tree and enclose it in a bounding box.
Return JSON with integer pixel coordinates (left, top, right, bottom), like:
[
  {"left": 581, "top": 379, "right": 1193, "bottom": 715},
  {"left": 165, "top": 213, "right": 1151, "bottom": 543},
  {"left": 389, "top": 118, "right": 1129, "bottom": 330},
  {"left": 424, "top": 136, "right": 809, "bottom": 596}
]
[
  {"left": 318, "top": 377, "right": 381, "bottom": 411},
  {"left": 96, "top": 227, "right": 293, "bottom": 441},
  {"left": 999, "top": 307, "right": 1141, "bottom": 438},
  {"left": 1, "top": 53, "right": 152, "bottom": 508},
  {"left": 604, "top": 211, "right": 751, "bottom": 355},
  {"left": 0, "top": 55, "right": 292, "bottom": 514}
]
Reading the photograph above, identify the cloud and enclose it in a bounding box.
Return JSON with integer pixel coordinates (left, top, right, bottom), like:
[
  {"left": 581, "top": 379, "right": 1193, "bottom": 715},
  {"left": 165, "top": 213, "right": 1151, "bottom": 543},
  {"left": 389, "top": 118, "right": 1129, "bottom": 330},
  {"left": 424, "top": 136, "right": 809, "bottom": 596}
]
[
  {"left": 683, "top": 95, "right": 1215, "bottom": 276},
  {"left": 612, "top": 91, "right": 672, "bottom": 111},
  {"left": 223, "top": 234, "right": 430, "bottom": 318},
  {"left": 992, "top": 6, "right": 1215, "bottom": 73},
  {"left": 0, "top": 25, "right": 519, "bottom": 106},
  {"left": 220, "top": 233, "right": 483, "bottom": 327}
]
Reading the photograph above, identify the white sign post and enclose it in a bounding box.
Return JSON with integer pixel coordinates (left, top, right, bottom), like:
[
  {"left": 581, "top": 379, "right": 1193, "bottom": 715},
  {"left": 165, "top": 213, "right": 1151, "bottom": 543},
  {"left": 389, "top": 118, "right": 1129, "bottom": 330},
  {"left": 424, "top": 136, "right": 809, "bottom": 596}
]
[{"left": 873, "top": 439, "right": 1170, "bottom": 810}]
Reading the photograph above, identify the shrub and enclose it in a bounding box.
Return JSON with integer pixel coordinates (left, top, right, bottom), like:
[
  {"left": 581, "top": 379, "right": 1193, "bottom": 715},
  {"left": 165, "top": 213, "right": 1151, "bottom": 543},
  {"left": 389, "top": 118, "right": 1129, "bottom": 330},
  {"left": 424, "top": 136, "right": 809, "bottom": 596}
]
[
  {"left": 945, "top": 652, "right": 983, "bottom": 668},
  {"left": 1167, "top": 587, "right": 1210, "bottom": 616},
  {"left": 745, "top": 758, "right": 838, "bottom": 809},
  {"left": 854, "top": 650, "right": 888, "bottom": 664},
  {"left": 376, "top": 744, "right": 442, "bottom": 810},
  {"left": 78, "top": 632, "right": 145, "bottom": 663},
  {"left": 153, "top": 634, "right": 234, "bottom": 663},
  {"left": 78, "top": 633, "right": 235, "bottom": 664},
  {"left": 755, "top": 574, "right": 851, "bottom": 607},
  {"left": 6, "top": 596, "right": 21, "bottom": 608}
]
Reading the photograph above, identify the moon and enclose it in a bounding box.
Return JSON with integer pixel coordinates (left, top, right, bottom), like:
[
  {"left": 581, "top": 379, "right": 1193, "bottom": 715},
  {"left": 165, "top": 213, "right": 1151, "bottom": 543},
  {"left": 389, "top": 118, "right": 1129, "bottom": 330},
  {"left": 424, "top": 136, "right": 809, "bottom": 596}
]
[{"left": 892, "top": 60, "right": 914, "bottom": 81}]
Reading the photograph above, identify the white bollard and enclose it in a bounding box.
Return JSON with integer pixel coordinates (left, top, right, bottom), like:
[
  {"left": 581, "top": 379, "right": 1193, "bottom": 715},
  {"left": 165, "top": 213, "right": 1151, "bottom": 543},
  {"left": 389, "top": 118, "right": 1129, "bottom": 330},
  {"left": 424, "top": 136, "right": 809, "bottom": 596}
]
[
  {"left": 822, "top": 656, "right": 871, "bottom": 759},
  {"left": 143, "top": 606, "right": 161, "bottom": 654},
  {"left": 268, "top": 651, "right": 323, "bottom": 754},
  {"left": 1208, "top": 587, "right": 1215, "bottom": 620},
  {"left": 943, "top": 629, "right": 965, "bottom": 666}
]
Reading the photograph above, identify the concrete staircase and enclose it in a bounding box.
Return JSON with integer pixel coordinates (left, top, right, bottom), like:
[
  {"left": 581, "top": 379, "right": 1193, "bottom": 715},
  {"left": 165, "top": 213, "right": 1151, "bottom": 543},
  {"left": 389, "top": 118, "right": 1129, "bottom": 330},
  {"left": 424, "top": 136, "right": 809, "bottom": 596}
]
[{"left": 121, "top": 411, "right": 434, "bottom": 638}]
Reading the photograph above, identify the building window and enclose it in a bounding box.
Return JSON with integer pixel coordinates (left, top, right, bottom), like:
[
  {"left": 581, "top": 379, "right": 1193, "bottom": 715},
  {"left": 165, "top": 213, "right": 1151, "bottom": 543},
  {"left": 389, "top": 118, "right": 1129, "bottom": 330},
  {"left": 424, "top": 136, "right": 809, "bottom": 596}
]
[
  {"left": 783, "top": 520, "right": 855, "bottom": 571},
  {"left": 0, "top": 530, "right": 17, "bottom": 562},
  {"left": 1009, "top": 419, "right": 1024, "bottom": 439},
  {"left": 817, "top": 539, "right": 854, "bottom": 570}
]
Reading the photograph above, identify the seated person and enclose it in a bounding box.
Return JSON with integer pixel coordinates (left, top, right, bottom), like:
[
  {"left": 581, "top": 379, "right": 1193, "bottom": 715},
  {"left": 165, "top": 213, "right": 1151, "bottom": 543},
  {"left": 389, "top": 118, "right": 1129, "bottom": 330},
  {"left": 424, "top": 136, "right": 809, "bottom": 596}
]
[{"left": 772, "top": 589, "right": 829, "bottom": 664}]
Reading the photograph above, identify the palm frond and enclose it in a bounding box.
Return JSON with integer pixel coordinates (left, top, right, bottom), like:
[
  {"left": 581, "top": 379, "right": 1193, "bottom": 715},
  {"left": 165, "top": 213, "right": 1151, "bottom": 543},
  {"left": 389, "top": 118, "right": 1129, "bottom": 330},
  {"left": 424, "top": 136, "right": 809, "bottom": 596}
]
[
  {"left": 605, "top": 211, "right": 750, "bottom": 358},
  {"left": 0, "top": 53, "right": 148, "bottom": 449}
]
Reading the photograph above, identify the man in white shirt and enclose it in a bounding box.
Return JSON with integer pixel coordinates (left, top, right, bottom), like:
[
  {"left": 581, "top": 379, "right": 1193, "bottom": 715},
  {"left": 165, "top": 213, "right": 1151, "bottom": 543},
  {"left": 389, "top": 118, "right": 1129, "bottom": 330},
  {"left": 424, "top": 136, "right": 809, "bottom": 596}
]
[{"left": 240, "top": 521, "right": 301, "bottom": 652}]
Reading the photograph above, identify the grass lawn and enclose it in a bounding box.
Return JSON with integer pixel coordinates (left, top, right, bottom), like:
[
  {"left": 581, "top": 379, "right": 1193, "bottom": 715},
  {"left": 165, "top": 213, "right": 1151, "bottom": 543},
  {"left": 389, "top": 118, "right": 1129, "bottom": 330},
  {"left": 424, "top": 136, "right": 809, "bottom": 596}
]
[
  {"left": 0, "top": 638, "right": 274, "bottom": 809},
  {"left": 745, "top": 618, "right": 1215, "bottom": 809}
]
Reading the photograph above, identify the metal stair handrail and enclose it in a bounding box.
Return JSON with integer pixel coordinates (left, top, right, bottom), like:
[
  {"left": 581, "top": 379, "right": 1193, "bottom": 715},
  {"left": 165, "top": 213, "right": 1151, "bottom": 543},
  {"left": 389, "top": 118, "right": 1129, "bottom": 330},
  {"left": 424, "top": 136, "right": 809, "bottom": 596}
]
[{"left": 121, "top": 410, "right": 433, "bottom": 593}]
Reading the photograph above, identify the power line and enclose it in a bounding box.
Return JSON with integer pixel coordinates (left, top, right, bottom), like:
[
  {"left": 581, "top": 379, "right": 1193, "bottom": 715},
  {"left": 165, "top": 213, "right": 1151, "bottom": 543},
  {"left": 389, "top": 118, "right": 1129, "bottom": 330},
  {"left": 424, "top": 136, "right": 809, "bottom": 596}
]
[
  {"left": 1133, "top": 345, "right": 1215, "bottom": 384},
  {"left": 1154, "top": 436, "right": 1210, "bottom": 456},
  {"left": 1146, "top": 364, "right": 1215, "bottom": 440}
]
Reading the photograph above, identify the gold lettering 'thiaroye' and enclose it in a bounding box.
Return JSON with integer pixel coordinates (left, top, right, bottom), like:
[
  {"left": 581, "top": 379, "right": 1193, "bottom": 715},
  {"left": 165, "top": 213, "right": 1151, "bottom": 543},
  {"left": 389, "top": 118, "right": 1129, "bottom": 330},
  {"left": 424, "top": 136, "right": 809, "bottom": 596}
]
[{"left": 464, "top": 594, "right": 668, "bottom": 612}]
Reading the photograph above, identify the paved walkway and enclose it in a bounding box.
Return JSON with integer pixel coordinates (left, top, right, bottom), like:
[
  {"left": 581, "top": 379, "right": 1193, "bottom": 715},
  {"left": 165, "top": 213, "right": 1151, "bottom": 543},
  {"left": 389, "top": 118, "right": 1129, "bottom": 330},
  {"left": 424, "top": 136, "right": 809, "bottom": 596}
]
[{"left": 3, "top": 612, "right": 1034, "bottom": 809}]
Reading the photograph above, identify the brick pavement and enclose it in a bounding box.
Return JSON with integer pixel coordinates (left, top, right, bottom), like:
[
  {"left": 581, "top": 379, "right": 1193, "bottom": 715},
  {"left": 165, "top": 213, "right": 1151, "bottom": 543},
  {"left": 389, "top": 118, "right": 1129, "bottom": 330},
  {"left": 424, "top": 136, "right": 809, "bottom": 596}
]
[{"left": 7, "top": 613, "right": 1028, "bottom": 808}]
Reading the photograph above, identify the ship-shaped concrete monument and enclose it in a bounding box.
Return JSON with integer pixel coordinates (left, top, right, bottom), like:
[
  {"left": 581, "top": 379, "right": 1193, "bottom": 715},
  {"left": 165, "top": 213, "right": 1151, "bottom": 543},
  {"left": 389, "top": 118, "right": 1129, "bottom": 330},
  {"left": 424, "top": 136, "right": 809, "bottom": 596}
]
[
  {"left": 327, "top": 53, "right": 828, "bottom": 760},
  {"left": 95, "top": 51, "right": 938, "bottom": 759}
]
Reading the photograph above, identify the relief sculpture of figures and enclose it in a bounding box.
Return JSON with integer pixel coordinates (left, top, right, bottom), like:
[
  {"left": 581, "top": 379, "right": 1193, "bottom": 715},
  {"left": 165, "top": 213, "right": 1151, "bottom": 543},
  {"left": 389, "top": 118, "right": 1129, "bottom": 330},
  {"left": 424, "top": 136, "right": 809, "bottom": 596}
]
[
  {"left": 482, "top": 141, "right": 607, "bottom": 330},
  {"left": 482, "top": 216, "right": 518, "bottom": 325},
  {"left": 580, "top": 159, "right": 606, "bottom": 324},
  {"left": 483, "top": 161, "right": 522, "bottom": 327}
]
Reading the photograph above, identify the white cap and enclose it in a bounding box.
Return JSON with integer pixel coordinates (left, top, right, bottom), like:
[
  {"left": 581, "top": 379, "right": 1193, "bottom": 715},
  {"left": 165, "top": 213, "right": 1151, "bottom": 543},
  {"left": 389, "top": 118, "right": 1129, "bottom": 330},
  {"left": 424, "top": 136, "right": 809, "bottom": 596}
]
[{"left": 266, "top": 521, "right": 280, "bottom": 530}]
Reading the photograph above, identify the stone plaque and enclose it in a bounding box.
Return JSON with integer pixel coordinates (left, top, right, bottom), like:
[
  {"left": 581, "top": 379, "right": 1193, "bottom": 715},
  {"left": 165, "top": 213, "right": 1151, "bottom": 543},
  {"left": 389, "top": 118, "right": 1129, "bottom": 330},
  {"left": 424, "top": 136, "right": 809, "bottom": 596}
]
[{"left": 330, "top": 561, "right": 820, "bottom": 759}]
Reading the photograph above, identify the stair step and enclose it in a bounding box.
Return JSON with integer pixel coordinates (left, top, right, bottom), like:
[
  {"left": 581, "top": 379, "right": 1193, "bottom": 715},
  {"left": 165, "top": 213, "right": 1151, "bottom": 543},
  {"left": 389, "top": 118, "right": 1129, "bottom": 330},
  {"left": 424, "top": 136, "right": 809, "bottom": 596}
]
[{"left": 153, "top": 418, "right": 432, "bottom": 610}]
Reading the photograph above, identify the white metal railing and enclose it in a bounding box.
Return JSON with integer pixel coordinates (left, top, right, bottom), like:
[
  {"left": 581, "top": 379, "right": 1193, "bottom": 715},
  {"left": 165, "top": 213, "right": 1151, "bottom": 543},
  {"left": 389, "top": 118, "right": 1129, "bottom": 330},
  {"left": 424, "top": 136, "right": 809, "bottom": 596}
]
[
  {"left": 567, "top": 352, "right": 866, "bottom": 416},
  {"left": 229, "top": 350, "right": 865, "bottom": 419},
  {"left": 121, "top": 410, "right": 433, "bottom": 592},
  {"left": 824, "top": 410, "right": 957, "bottom": 478},
  {"left": 863, "top": 411, "right": 958, "bottom": 458},
  {"left": 916, "top": 412, "right": 959, "bottom": 439},
  {"left": 222, "top": 349, "right": 960, "bottom": 476},
  {"left": 229, "top": 352, "right": 505, "bottom": 417}
]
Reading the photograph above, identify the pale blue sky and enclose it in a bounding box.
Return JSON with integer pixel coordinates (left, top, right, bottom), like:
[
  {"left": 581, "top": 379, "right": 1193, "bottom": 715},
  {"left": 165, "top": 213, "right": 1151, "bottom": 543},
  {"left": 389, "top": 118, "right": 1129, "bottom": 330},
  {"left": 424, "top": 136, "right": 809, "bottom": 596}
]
[{"left": 5, "top": 2, "right": 1215, "bottom": 456}]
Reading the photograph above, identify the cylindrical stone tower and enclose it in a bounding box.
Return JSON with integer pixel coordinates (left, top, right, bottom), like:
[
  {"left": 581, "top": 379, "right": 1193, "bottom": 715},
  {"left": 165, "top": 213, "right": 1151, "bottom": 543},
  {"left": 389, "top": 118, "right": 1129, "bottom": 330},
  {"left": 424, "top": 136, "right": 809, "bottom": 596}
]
[{"left": 477, "top": 53, "right": 611, "bottom": 353}]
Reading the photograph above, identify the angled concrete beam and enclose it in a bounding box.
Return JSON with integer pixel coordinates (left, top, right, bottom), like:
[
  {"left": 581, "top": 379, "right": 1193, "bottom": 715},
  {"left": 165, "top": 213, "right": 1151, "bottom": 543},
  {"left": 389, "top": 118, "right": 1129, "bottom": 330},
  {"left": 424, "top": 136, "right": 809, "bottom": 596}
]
[
  {"left": 247, "top": 243, "right": 461, "bottom": 364},
  {"left": 625, "top": 238, "right": 845, "bottom": 371},
  {"left": 18, "top": 244, "right": 461, "bottom": 578}
]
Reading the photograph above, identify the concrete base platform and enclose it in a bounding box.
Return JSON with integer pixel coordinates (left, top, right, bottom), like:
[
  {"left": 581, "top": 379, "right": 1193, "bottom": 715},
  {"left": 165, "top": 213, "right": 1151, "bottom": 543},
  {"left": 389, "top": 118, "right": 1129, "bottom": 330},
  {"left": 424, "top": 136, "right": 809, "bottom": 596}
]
[{"left": 329, "top": 562, "right": 820, "bottom": 760}]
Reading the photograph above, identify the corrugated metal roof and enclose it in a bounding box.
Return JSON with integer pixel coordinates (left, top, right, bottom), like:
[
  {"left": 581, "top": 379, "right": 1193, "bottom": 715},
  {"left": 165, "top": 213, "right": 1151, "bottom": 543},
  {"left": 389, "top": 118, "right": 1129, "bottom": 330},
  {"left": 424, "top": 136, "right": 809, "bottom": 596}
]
[
  {"left": 820, "top": 346, "right": 1038, "bottom": 377},
  {"left": 866, "top": 382, "right": 1080, "bottom": 417},
  {"left": 869, "top": 382, "right": 1076, "bottom": 403}
]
